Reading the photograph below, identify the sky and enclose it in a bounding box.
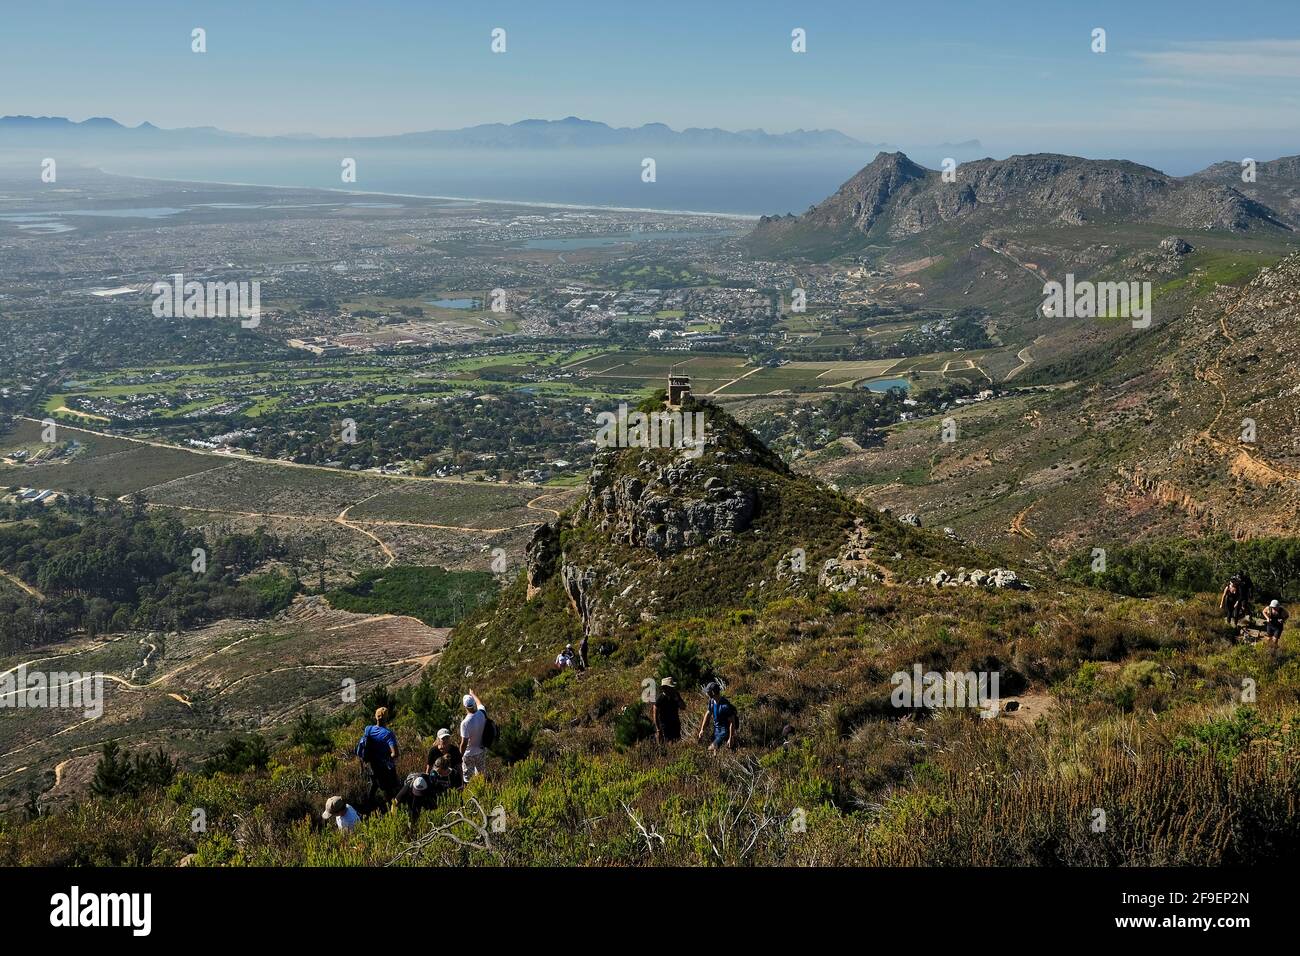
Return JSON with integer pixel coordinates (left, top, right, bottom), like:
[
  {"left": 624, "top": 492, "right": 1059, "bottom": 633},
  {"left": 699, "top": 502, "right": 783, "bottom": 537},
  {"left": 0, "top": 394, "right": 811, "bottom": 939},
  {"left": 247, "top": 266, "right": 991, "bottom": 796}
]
[{"left": 2, "top": 0, "right": 1299, "bottom": 159}]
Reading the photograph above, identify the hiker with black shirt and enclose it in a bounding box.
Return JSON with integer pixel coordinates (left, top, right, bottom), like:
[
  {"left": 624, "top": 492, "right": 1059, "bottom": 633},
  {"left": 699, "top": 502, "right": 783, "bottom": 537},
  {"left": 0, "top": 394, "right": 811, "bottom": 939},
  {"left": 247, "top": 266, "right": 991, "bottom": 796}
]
[
  {"left": 393, "top": 773, "right": 438, "bottom": 819},
  {"left": 357, "top": 706, "right": 400, "bottom": 805},
  {"left": 652, "top": 676, "right": 684, "bottom": 743},
  {"left": 1264, "top": 600, "right": 1289, "bottom": 648},
  {"left": 427, "top": 728, "right": 462, "bottom": 784},
  {"left": 697, "top": 681, "right": 738, "bottom": 752},
  {"left": 1220, "top": 578, "right": 1245, "bottom": 627}
]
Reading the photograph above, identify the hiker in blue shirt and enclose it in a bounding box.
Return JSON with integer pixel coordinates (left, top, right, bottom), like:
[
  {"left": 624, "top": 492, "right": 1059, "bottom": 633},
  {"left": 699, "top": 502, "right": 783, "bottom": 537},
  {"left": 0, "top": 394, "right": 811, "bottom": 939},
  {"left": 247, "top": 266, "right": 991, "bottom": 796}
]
[
  {"left": 697, "top": 681, "right": 738, "bottom": 752},
  {"left": 357, "top": 706, "right": 400, "bottom": 805}
]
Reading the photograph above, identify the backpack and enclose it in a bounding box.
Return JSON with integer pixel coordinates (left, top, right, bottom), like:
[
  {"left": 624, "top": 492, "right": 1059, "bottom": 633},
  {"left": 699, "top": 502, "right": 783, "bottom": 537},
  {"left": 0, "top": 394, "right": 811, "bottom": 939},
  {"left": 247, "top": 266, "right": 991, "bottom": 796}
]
[
  {"left": 481, "top": 715, "right": 499, "bottom": 750},
  {"left": 356, "top": 726, "right": 389, "bottom": 765}
]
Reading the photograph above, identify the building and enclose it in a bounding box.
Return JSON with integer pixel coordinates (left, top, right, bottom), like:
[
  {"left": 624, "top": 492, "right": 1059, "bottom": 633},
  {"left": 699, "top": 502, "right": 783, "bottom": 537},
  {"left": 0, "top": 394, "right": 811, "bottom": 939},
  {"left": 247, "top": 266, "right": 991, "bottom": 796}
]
[{"left": 668, "top": 371, "right": 692, "bottom": 407}]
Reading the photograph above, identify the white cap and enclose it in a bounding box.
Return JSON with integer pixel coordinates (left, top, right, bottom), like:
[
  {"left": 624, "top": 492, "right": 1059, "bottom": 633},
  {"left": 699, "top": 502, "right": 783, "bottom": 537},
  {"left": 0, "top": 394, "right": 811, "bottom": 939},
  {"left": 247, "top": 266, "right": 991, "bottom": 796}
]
[
  {"left": 437, "top": 728, "right": 451, "bottom": 739},
  {"left": 412, "top": 776, "right": 429, "bottom": 794},
  {"left": 1271, "top": 599, "right": 1280, "bottom": 608},
  {"left": 463, "top": 694, "right": 476, "bottom": 710}
]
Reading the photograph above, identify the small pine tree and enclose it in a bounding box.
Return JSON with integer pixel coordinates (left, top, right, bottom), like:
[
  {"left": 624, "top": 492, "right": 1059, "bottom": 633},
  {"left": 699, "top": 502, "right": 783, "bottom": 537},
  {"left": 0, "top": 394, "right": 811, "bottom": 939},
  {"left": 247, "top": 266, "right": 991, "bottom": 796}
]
[{"left": 90, "top": 741, "right": 134, "bottom": 798}]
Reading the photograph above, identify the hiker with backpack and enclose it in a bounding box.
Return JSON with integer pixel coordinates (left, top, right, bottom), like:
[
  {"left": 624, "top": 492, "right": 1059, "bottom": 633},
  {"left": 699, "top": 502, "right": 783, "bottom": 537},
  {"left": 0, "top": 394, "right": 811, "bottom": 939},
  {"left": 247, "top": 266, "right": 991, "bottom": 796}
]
[
  {"left": 697, "top": 681, "right": 738, "bottom": 752},
  {"left": 357, "top": 706, "right": 401, "bottom": 806},
  {"left": 652, "top": 676, "right": 684, "bottom": 743},
  {"left": 459, "top": 689, "right": 495, "bottom": 783},
  {"left": 393, "top": 772, "right": 438, "bottom": 819},
  {"left": 1263, "top": 600, "right": 1289, "bottom": 648},
  {"left": 555, "top": 644, "right": 576, "bottom": 670}
]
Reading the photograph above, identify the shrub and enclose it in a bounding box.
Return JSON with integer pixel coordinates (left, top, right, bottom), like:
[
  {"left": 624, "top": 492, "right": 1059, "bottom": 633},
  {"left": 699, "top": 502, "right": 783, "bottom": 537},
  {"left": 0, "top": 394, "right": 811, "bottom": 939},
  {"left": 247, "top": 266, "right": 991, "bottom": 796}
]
[
  {"left": 612, "top": 703, "right": 655, "bottom": 748},
  {"left": 657, "top": 634, "right": 712, "bottom": 688},
  {"left": 489, "top": 717, "right": 535, "bottom": 764},
  {"left": 201, "top": 735, "right": 271, "bottom": 776}
]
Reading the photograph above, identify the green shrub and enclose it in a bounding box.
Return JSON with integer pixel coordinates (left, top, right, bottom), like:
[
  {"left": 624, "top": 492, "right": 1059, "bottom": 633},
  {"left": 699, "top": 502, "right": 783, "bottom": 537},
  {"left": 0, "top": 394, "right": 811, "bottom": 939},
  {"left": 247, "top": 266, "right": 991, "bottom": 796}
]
[{"left": 612, "top": 703, "right": 654, "bottom": 748}]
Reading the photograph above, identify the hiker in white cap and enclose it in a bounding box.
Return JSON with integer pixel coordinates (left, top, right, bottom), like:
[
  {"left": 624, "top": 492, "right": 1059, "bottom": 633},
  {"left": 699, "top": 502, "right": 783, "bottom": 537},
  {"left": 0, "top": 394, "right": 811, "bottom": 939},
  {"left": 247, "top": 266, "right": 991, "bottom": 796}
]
[
  {"left": 426, "top": 727, "right": 462, "bottom": 784},
  {"left": 1263, "top": 599, "right": 1289, "bottom": 648},
  {"left": 393, "top": 772, "right": 437, "bottom": 818},
  {"left": 322, "top": 795, "right": 359, "bottom": 832},
  {"left": 459, "top": 689, "right": 491, "bottom": 783}
]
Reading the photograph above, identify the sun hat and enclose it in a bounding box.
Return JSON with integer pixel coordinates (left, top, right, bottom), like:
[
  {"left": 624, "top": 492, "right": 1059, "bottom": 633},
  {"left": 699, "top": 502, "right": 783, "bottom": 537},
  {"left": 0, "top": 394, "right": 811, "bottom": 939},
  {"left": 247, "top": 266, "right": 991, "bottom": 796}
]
[
  {"left": 437, "top": 728, "right": 451, "bottom": 740},
  {"left": 660, "top": 676, "right": 676, "bottom": 687}
]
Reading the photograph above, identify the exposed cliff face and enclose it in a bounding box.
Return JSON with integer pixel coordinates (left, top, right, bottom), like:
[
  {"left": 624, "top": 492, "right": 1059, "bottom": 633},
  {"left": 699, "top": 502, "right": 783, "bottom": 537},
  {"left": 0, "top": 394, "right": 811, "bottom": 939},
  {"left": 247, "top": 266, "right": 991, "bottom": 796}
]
[
  {"left": 579, "top": 454, "right": 757, "bottom": 555},
  {"left": 747, "top": 151, "right": 1290, "bottom": 260}
]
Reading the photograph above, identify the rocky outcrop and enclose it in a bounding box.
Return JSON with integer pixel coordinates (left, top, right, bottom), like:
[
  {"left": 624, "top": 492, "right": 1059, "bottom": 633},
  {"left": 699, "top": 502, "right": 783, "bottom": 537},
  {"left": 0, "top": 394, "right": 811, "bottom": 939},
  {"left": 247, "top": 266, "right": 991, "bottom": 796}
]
[
  {"left": 578, "top": 452, "right": 756, "bottom": 556},
  {"left": 525, "top": 522, "right": 562, "bottom": 600},
  {"left": 927, "top": 567, "right": 1030, "bottom": 590}
]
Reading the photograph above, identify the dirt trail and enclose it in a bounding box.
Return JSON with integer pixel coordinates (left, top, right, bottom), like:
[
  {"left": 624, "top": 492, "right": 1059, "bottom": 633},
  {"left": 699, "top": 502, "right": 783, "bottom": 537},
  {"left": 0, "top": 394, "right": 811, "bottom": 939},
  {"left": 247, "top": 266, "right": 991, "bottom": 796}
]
[
  {"left": 1195, "top": 301, "right": 1300, "bottom": 486},
  {"left": 1005, "top": 335, "right": 1046, "bottom": 382},
  {"left": 1009, "top": 502, "right": 1039, "bottom": 539},
  {"left": 0, "top": 568, "right": 43, "bottom": 601}
]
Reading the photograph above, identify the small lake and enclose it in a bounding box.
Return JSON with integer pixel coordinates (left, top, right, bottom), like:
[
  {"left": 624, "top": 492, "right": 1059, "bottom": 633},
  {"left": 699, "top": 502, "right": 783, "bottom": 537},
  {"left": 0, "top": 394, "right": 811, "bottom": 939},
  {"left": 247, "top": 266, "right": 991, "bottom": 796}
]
[
  {"left": 427, "top": 297, "right": 482, "bottom": 309},
  {"left": 861, "top": 377, "right": 912, "bottom": 392}
]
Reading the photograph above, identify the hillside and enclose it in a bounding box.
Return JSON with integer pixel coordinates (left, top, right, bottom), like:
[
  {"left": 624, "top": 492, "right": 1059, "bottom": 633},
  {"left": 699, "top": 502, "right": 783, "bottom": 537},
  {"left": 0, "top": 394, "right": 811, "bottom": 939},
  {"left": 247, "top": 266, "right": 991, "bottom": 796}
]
[
  {"left": 791, "top": 251, "right": 1300, "bottom": 560},
  {"left": 1192, "top": 154, "right": 1300, "bottom": 229},
  {"left": 6, "top": 396, "right": 1299, "bottom": 867}
]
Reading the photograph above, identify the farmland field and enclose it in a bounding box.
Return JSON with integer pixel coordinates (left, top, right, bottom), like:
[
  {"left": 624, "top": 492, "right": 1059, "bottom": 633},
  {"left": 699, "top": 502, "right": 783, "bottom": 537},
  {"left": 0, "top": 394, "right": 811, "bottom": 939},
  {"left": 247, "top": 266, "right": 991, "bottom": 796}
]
[{"left": 0, "top": 419, "right": 228, "bottom": 496}]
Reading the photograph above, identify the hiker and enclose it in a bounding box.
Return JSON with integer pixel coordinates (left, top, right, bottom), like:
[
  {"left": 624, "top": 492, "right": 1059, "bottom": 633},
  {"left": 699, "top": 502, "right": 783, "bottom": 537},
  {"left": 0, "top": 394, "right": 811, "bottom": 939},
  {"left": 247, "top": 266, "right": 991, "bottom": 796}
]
[
  {"left": 357, "top": 706, "right": 400, "bottom": 805},
  {"left": 555, "top": 644, "right": 576, "bottom": 670},
  {"left": 427, "top": 728, "right": 462, "bottom": 784},
  {"left": 1238, "top": 571, "right": 1255, "bottom": 610},
  {"left": 697, "top": 681, "right": 738, "bottom": 752},
  {"left": 1263, "top": 600, "right": 1289, "bottom": 647},
  {"left": 459, "top": 689, "right": 491, "bottom": 783},
  {"left": 393, "top": 773, "right": 438, "bottom": 819},
  {"left": 651, "top": 676, "right": 683, "bottom": 743},
  {"left": 1220, "top": 578, "right": 1245, "bottom": 627},
  {"left": 428, "top": 755, "right": 459, "bottom": 797},
  {"left": 322, "top": 796, "right": 360, "bottom": 832},
  {"left": 577, "top": 635, "right": 589, "bottom": 671}
]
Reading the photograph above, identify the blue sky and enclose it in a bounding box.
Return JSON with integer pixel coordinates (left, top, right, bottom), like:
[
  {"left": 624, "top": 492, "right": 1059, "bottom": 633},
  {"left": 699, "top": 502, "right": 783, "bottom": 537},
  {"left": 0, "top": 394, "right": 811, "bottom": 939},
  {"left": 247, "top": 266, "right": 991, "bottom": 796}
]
[{"left": 3, "top": 0, "right": 1299, "bottom": 156}]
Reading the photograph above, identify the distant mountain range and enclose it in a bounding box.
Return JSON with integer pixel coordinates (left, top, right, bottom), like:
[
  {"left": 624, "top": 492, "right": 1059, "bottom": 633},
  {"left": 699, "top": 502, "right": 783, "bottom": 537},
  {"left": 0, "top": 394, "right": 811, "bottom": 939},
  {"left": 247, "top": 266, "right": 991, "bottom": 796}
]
[{"left": 0, "top": 114, "right": 927, "bottom": 150}]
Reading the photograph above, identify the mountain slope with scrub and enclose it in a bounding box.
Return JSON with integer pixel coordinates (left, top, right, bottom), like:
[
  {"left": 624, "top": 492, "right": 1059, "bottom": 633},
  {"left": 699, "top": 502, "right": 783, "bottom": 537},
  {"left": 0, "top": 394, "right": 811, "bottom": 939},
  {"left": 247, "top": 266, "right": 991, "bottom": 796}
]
[{"left": 4, "top": 398, "right": 1299, "bottom": 867}]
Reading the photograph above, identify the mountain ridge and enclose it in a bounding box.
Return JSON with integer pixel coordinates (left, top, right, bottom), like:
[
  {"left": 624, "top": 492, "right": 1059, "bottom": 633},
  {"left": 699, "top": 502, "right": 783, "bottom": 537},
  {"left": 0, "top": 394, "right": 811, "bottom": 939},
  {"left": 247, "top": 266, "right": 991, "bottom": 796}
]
[
  {"left": 747, "top": 150, "right": 1294, "bottom": 260},
  {"left": 0, "top": 114, "right": 869, "bottom": 149}
]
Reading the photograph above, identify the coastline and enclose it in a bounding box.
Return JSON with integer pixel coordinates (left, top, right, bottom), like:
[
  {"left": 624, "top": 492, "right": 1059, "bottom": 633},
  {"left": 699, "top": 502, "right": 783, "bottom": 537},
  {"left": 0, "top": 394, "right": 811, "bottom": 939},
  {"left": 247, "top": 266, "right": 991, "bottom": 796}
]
[{"left": 99, "top": 168, "right": 763, "bottom": 222}]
